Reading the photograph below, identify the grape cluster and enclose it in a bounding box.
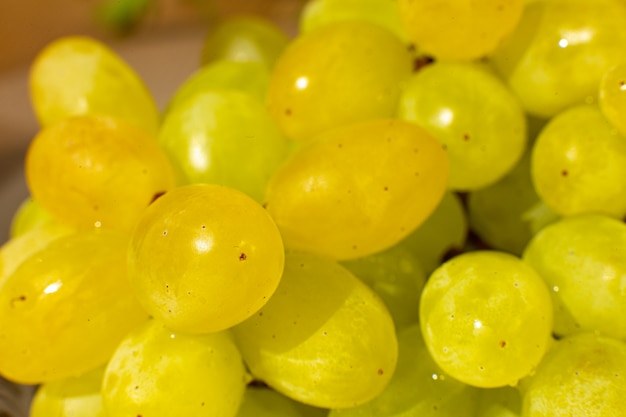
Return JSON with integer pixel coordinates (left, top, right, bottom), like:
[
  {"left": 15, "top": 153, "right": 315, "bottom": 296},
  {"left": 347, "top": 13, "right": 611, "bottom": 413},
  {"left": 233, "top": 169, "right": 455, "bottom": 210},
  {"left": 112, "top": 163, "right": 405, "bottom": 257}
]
[{"left": 2, "top": 0, "right": 626, "bottom": 416}]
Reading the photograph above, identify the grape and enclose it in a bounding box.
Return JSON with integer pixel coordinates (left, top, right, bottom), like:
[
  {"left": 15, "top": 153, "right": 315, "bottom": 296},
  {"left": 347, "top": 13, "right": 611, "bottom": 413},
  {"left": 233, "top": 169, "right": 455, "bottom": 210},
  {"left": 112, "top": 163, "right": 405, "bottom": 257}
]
[
  {"left": 128, "top": 184, "right": 284, "bottom": 334},
  {"left": 267, "top": 21, "right": 412, "bottom": 141},
  {"left": 599, "top": 61, "right": 626, "bottom": 136},
  {"left": 520, "top": 333, "right": 626, "bottom": 417},
  {"left": 102, "top": 320, "right": 247, "bottom": 417},
  {"left": 232, "top": 252, "right": 397, "bottom": 409},
  {"left": 341, "top": 243, "right": 426, "bottom": 331},
  {"left": 264, "top": 119, "right": 448, "bottom": 260},
  {"left": 398, "top": 61, "right": 526, "bottom": 191},
  {"left": 475, "top": 386, "right": 521, "bottom": 417},
  {"left": 531, "top": 104, "right": 626, "bottom": 218},
  {"left": 165, "top": 60, "right": 271, "bottom": 112},
  {"left": 0, "top": 231, "right": 148, "bottom": 384},
  {"left": 9, "top": 198, "right": 55, "bottom": 238},
  {"left": 25, "top": 114, "right": 176, "bottom": 233},
  {"left": 467, "top": 153, "right": 542, "bottom": 256},
  {"left": 158, "top": 90, "right": 290, "bottom": 203},
  {"left": 490, "top": 0, "right": 626, "bottom": 118},
  {"left": 397, "top": 0, "right": 524, "bottom": 60},
  {"left": 300, "top": 0, "right": 407, "bottom": 41},
  {"left": 420, "top": 251, "right": 553, "bottom": 388},
  {"left": 400, "top": 191, "right": 468, "bottom": 275},
  {"left": 523, "top": 214, "right": 626, "bottom": 339},
  {"left": 329, "top": 325, "right": 478, "bottom": 417},
  {"left": 30, "top": 36, "right": 159, "bottom": 135},
  {"left": 200, "top": 16, "right": 290, "bottom": 70},
  {"left": 236, "top": 387, "right": 328, "bottom": 417},
  {"left": 30, "top": 366, "right": 105, "bottom": 417}
]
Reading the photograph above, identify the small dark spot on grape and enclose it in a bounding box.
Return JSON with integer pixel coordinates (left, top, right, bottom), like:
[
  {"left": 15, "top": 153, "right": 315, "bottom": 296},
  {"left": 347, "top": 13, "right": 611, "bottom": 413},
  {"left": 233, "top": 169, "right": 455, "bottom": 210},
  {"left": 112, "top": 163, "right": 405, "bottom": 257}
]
[
  {"left": 163, "top": 230, "right": 168, "bottom": 236},
  {"left": 575, "top": 371, "right": 580, "bottom": 376},
  {"left": 414, "top": 148, "right": 419, "bottom": 153},
  {"left": 377, "top": 369, "right": 384, "bottom": 375},
  {"left": 135, "top": 385, "right": 139, "bottom": 390},
  {"left": 463, "top": 133, "right": 470, "bottom": 141},
  {"left": 293, "top": 321, "right": 297, "bottom": 325},
  {"left": 150, "top": 191, "right": 166, "bottom": 204},
  {"left": 300, "top": 263, "right": 304, "bottom": 267},
  {"left": 514, "top": 282, "right": 519, "bottom": 287},
  {"left": 384, "top": 186, "right": 388, "bottom": 191},
  {"left": 433, "top": 405, "right": 439, "bottom": 411},
  {"left": 415, "top": 172, "right": 420, "bottom": 176},
  {"left": 201, "top": 225, "right": 206, "bottom": 229},
  {"left": 479, "top": 366, "right": 484, "bottom": 371},
  {"left": 11, "top": 295, "right": 26, "bottom": 307},
  {"left": 499, "top": 340, "right": 506, "bottom": 348},
  {"left": 352, "top": 244, "right": 358, "bottom": 250},
  {"left": 187, "top": 291, "right": 191, "bottom": 295},
  {"left": 142, "top": 168, "right": 148, "bottom": 174},
  {"left": 201, "top": 402, "right": 205, "bottom": 406},
  {"left": 450, "top": 314, "right": 455, "bottom": 319},
  {"left": 137, "top": 415, "right": 142, "bottom": 417},
  {"left": 168, "top": 309, "right": 172, "bottom": 313},
  {"left": 239, "top": 253, "right": 247, "bottom": 261},
  {"left": 323, "top": 331, "right": 327, "bottom": 335},
  {"left": 561, "top": 169, "right": 568, "bottom": 177},
  {"left": 497, "top": 4, "right": 504, "bottom": 11},
  {"left": 262, "top": 202, "right": 268, "bottom": 209},
  {"left": 413, "top": 55, "right": 435, "bottom": 72},
  {"left": 93, "top": 205, "right": 99, "bottom": 211},
  {"left": 407, "top": 43, "right": 416, "bottom": 52},
  {"left": 259, "top": 312, "right": 263, "bottom": 316},
  {"left": 338, "top": 143, "right": 343, "bottom": 148},
  {"left": 620, "top": 80, "right": 625, "bottom": 88},
  {"left": 442, "top": 144, "right": 448, "bottom": 150},
  {"left": 272, "top": 334, "right": 276, "bottom": 339},
  {"left": 285, "top": 108, "right": 292, "bottom": 116}
]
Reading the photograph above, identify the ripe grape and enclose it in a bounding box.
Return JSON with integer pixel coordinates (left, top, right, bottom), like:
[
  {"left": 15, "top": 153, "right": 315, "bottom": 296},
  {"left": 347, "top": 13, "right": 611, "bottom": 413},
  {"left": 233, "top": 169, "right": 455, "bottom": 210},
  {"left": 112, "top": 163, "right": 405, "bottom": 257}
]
[
  {"left": 9, "top": 198, "right": 56, "bottom": 238},
  {"left": 265, "top": 119, "right": 448, "bottom": 260},
  {"left": 599, "top": 61, "right": 626, "bottom": 136},
  {"left": 128, "top": 184, "right": 284, "bottom": 334}
]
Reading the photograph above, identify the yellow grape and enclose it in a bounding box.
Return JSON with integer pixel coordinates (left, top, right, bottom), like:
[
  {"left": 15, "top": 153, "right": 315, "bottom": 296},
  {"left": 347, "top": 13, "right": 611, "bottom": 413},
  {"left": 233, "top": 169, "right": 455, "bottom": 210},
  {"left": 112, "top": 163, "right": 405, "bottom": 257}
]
[
  {"left": 267, "top": 21, "right": 412, "bottom": 141},
  {"left": 102, "top": 320, "right": 247, "bottom": 417},
  {"left": 265, "top": 119, "right": 448, "bottom": 260},
  {"left": 128, "top": 184, "right": 284, "bottom": 334},
  {"left": 599, "top": 61, "right": 626, "bottom": 136},
  {"left": 0, "top": 231, "right": 148, "bottom": 384},
  {"left": 26, "top": 115, "right": 176, "bottom": 232},
  {"left": 397, "top": 0, "right": 524, "bottom": 60},
  {"left": 9, "top": 198, "right": 56, "bottom": 238},
  {"left": 233, "top": 252, "right": 397, "bottom": 409},
  {"left": 30, "top": 36, "right": 159, "bottom": 135}
]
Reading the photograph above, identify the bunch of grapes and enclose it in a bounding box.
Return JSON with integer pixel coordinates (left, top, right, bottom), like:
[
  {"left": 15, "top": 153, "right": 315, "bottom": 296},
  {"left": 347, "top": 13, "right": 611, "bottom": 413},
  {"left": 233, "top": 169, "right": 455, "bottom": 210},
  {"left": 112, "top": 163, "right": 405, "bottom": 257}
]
[{"left": 2, "top": 0, "right": 626, "bottom": 416}]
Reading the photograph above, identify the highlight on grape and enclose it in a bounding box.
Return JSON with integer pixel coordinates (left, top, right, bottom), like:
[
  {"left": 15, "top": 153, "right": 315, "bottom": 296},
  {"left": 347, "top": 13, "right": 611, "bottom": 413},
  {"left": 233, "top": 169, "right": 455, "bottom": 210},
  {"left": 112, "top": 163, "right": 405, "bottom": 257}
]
[{"left": 2, "top": 0, "right": 626, "bottom": 416}]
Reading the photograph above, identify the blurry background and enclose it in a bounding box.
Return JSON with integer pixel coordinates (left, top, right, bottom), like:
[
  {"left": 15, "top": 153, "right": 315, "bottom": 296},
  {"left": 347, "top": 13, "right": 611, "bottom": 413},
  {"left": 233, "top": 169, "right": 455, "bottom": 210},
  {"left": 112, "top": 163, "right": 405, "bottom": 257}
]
[{"left": 0, "top": 0, "right": 305, "bottom": 244}]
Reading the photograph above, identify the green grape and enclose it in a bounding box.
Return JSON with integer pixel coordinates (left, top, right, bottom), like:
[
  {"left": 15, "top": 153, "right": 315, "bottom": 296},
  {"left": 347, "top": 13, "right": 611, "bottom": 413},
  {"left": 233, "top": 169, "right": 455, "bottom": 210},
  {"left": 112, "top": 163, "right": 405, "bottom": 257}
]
[
  {"left": 30, "top": 36, "right": 159, "bottom": 135},
  {"left": 200, "top": 16, "right": 290, "bottom": 70},
  {"left": 237, "top": 387, "right": 328, "bottom": 417},
  {"left": 398, "top": 61, "right": 526, "bottom": 191},
  {"left": 523, "top": 214, "right": 626, "bottom": 339},
  {"left": 102, "top": 320, "right": 246, "bottom": 417},
  {"left": 467, "top": 153, "right": 542, "bottom": 256},
  {"left": 420, "top": 251, "right": 553, "bottom": 388},
  {"left": 25, "top": 114, "right": 176, "bottom": 233},
  {"left": 267, "top": 21, "right": 412, "bottom": 142},
  {"left": 400, "top": 191, "right": 468, "bottom": 275},
  {"left": 165, "top": 60, "right": 270, "bottom": 113},
  {"left": 341, "top": 243, "right": 426, "bottom": 331},
  {"left": 9, "top": 197, "right": 56, "bottom": 238},
  {"left": 264, "top": 119, "right": 449, "bottom": 260},
  {"left": 599, "top": 61, "right": 626, "bottom": 136},
  {"left": 128, "top": 184, "right": 284, "bottom": 334},
  {"left": 475, "top": 386, "right": 521, "bottom": 417},
  {"left": 397, "top": 0, "right": 524, "bottom": 61},
  {"left": 300, "top": 0, "right": 407, "bottom": 42},
  {"left": 0, "top": 222, "right": 72, "bottom": 286},
  {"left": 329, "top": 325, "right": 478, "bottom": 417},
  {"left": 30, "top": 366, "right": 105, "bottom": 417},
  {"left": 158, "top": 90, "right": 290, "bottom": 203},
  {"left": 521, "top": 333, "right": 626, "bottom": 417},
  {"left": 491, "top": 0, "right": 626, "bottom": 118},
  {"left": 232, "top": 252, "right": 398, "bottom": 409},
  {"left": 0, "top": 231, "right": 148, "bottom": 384},
  {"left": 531, "top": 105, "right": 626, "bottom": 218}
]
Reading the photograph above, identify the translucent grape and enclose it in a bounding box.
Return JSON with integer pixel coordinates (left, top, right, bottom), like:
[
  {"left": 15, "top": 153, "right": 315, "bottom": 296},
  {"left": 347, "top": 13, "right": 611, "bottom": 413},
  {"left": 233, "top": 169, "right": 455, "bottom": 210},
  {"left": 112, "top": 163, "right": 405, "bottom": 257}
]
[
  {"left": 491, "top": 0, "right": 626, "bottom": 118},
  {"left": 158, "top": 90, "right": 290, "bottom": 203},
  {"left": 329, "top": 325, "right": 478, "bottom": 417},
  {"left": 341, "top": 243, "right": 426, "bottom": 331},
  {"left": 200, "top": 16, "right": 290, "bottom": 70},
  {"left": 232, "top": 252, "right": 397, "bottom": 409},
  {"left": 165, "top": 60, "right": 271, "bottom": 112},
  {"left": 102, "top": 320, "right": 247, "bottom": 417},
  {"left": 599, "top": 61, "right": 626, "bottom": 136},
  {"left": 300, "top": 0, "right": 407, "bottom": 41},
  {"left": 531, "top": 105, "right": 626, "bottom": 218},
  {"left": 420, "top": 251, "right": 553, "bottom": 388},
  {"left": 475, "top": 386, "right": 521, "bottom": 417},
  {"left": 521, "top": 333, "right": 626, "bottom": 417},
  {"left": 265, "top": 119, "right": 448, "bottom": 260},
  {"left": 267, "top": 21, "right": 412, "bottom": 141},
  {"left": 128, "top": 184, "right": 284, "bottom": 334},
  {"left": 398, "top": 61, "right": 526, "bottom": 191},
  {"left": 400, "top": 191, "right": 468, "bottom": 275},
  {"left": 30, "top": 366, "right": 105, "bottom": 417},
  {"left": 9, "top": 198, "right": 56, "bottom": 238},
  {"left": 30, "top": 36, "right": 159, "bottom": 135},
  {"left": 0, "top": 231, "right": 148, "bottom": 384},
  {"left": 397, "top": 0, "right": 524, "bottom": 60},
  {"left": 523, "top": 214, "right": 626, "bottom": 339},
  {"left": 237, "top": 387, "right": 328, "bottom": 417},
  {"left": 25, "top": 114, "right": 176, "bottom": 232}
]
